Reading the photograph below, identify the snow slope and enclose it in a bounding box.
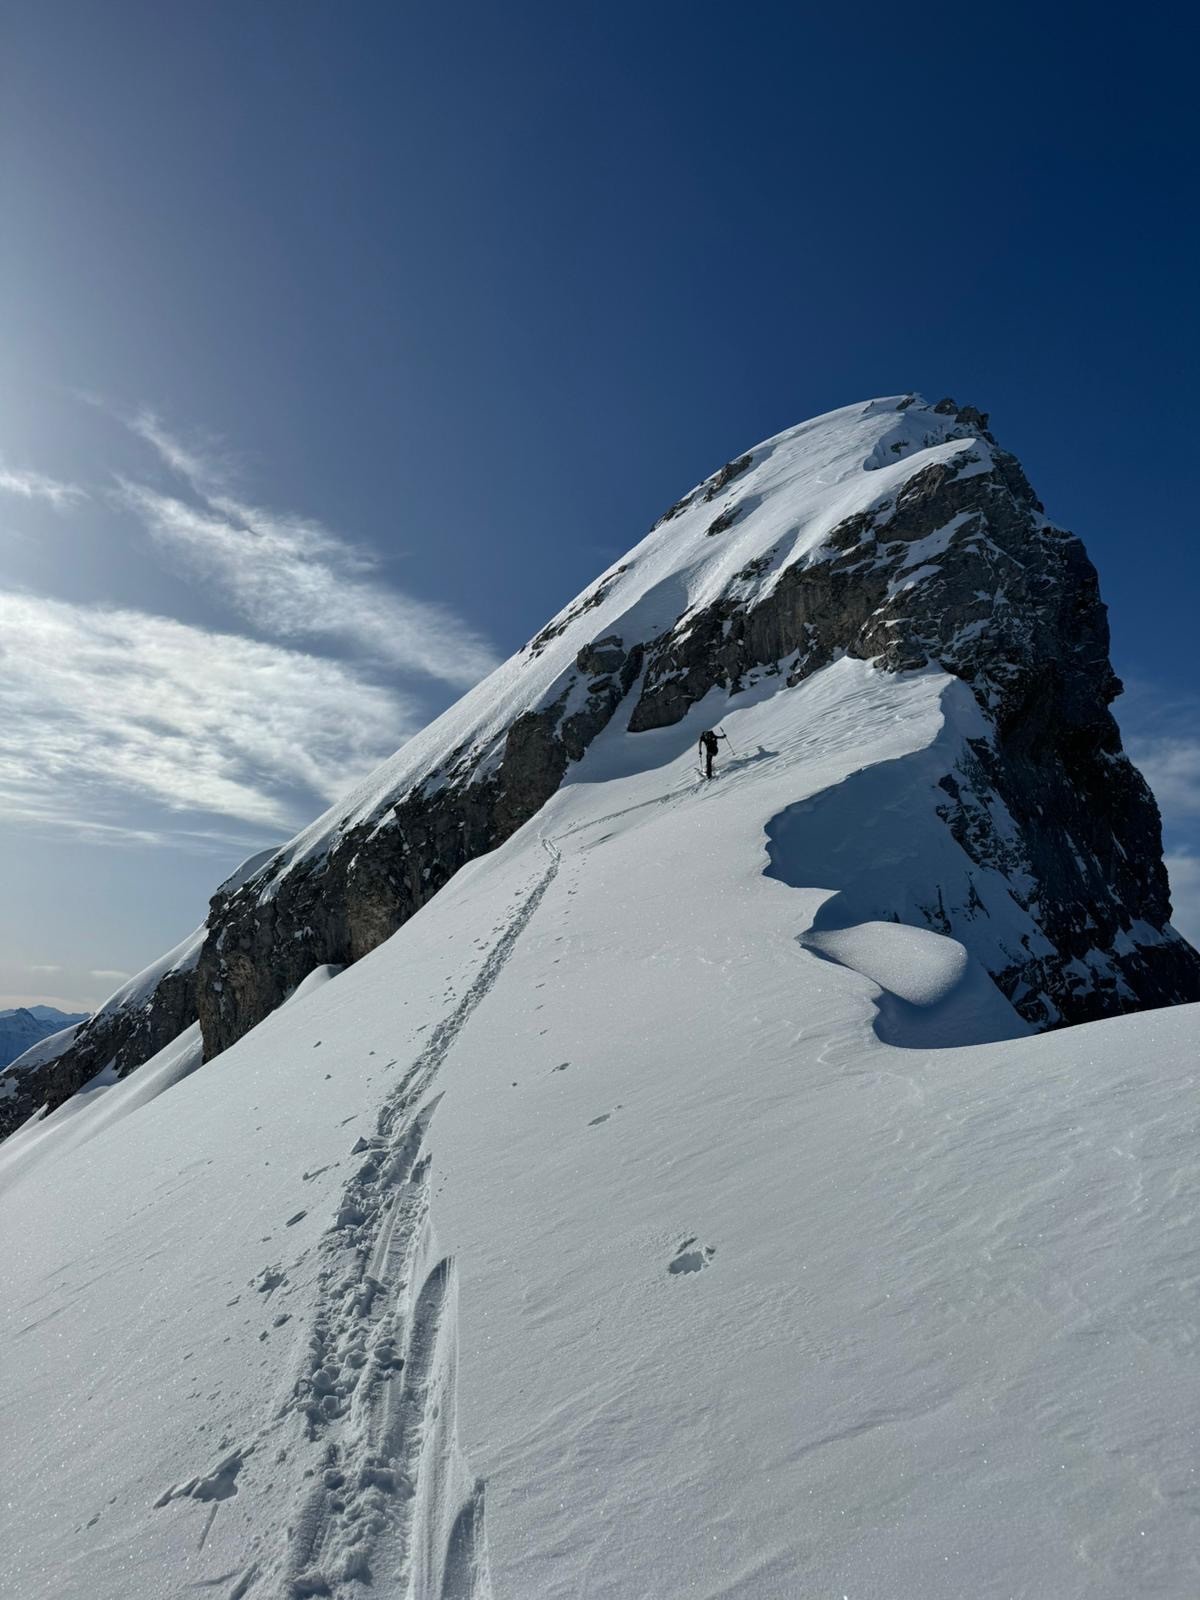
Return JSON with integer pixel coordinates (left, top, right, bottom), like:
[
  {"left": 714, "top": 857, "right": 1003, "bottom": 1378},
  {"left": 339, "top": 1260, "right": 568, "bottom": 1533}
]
[
  {"left": 0, "top": 1024, "right": 204, "bottom": 1197},
  {"left": 0, "top": 975, "right": 341, "bottom": 1199},
  {"left": 3, "top": 657, "right": 1197, "bottom": 1600}
]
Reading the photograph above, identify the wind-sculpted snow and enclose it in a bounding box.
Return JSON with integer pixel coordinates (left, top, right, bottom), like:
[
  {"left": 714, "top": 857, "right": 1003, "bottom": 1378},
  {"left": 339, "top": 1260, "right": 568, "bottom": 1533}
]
[
  {"left": 3, "top": 660, "right": 1199, "bottom": 1598},
  {"left": 13, "top": 392, "right": 1198, "bottom": 1131},
  {"left": 798, "top": 922, "right": 1025, "bottom": 1049}
]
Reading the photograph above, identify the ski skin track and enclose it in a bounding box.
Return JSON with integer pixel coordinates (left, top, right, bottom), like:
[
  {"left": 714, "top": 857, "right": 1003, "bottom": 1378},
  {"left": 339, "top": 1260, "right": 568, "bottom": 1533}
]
[{"left": 231, "top": 844, "right": 559, "bottom": 1600}]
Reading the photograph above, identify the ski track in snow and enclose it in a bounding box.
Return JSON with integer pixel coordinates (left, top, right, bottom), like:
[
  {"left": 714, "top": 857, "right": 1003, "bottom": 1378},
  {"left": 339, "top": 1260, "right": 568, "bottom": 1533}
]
[
  {"left": 228, "top": 845, "right": 559, "bottom": 1600},
  {"left": 556, "top": 772, "right": 706, "bottom": 842}
]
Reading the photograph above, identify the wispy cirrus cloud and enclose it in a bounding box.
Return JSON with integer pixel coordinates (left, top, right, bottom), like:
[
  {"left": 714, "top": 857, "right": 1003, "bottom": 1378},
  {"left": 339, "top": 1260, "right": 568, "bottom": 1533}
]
[
  {"left": 127, "top": 410, "right": 236, "bottom": 489},
  {"left": 0, "top": 461, "right": 86, "bottom": 509},
  {"left": 1164, "top": 853, "right": 1200, "bottom": 947},
  {"left": 0, "top": 405, "right": 498, "bottom": 857},
  {"left": 1128, "top": 736, "right": 1200, "bottom": 820},
  {"left": 118, "top": 412, "right": 498, "bottom": 689},
  {"left": 1120, "top": 678, "right": 1200, "bottom": 945},
  {"left": 0, "top": 590, "right": 421, "bottom": 839}
]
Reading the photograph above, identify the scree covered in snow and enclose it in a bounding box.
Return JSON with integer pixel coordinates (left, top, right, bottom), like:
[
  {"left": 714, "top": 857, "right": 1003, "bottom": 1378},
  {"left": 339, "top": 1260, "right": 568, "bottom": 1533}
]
[{"left": 2, "top": 651, "right": 1198, "bottom": 1599}]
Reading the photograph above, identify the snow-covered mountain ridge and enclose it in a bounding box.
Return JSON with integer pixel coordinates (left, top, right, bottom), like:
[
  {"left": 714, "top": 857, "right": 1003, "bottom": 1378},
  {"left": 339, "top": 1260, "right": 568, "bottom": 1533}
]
[
  {"left": 3, "top": 392, "right": 1196, "bottom": 1138},
  {"left": 2, "top": 654, "right": 1197, "bottom": 1597}
]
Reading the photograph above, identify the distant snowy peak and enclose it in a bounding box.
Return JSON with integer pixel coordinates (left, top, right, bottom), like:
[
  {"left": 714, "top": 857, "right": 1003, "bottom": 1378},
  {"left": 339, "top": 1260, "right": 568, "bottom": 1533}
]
[
  {"left": 23, "top": 1004, "right": 89, "bottom": 1026},
  {"left": 8, "top": 394, "right": 1197, "bottom": 1135},
  {"left": 0, "top": 1004, "right": 85, "bottom": 1029},
  {"left": 0, "top": 1007, "right": 87, "bottom": 1073}
]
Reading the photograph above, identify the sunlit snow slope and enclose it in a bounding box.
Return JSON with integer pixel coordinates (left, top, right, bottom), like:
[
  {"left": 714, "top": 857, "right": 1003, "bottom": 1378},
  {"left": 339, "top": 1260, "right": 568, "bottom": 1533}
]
[{"left": 3, "top": 658, "right": 1197, "bottom": 1600}]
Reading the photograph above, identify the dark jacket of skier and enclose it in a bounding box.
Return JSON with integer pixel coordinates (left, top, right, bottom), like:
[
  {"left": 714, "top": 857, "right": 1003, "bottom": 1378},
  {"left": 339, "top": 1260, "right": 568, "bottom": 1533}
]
[{"left": 699, "top": 729, "right": 719, "bottom": 779}]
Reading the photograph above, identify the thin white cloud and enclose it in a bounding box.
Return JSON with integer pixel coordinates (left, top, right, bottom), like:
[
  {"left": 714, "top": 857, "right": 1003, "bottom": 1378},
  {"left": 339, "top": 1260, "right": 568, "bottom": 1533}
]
[
  {"left": 1129, "top": 736, "right": 1200, "bottom": 819},
  {"left": 0, "top": 802, "right": 269, "bottom": 853},
  {"left": 0, "top": 461, "right": 86, "bottom": 509},
  {"left": 0, "top": 590, "right": 421, "bottom": 839},
  {"left": 128, "top": 409, "right": 236, "bottom": 490},
  {"left": 118, "top": 414, "right": 498, "bottom": 690},
  {"left": 1165, "top": 853, "right": 1200, "bottom": 947},
  {"left": 27, "top": 965, "right": 62, "bottom": 975},
  {"left": 90, "top": 969, "right": 132, "bottom": 981}
]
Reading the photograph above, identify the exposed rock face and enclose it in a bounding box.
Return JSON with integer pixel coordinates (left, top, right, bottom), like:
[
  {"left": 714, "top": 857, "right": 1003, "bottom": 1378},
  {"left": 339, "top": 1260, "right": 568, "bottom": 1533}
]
[
  {"left": 0, "top": 849, "right": 270, "bottom": 1140},
  {"left": 622, "top": 406, "right": 1194, "bottom": 1025},
  {"left": 0, "top": 960, "right": 198, "bottom": 1141},
  {"left": 195, "top": 636, "right": 646, "bottom": 1055},
  {"left": 7, "top": 392, "right": 1196, "bottom": 1135}
]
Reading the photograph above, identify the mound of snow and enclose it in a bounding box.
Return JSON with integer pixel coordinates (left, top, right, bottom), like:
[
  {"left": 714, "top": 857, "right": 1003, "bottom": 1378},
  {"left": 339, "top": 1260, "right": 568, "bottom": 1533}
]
[{"left": 799, "top": 919, "right": 1025, "bottom": 1047}]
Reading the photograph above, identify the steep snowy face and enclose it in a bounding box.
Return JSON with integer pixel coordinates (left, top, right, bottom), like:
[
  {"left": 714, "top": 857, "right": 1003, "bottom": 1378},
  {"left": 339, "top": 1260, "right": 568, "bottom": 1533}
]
[{"left": 11, "top": 394, "right": 1197, "bottom": 1125}]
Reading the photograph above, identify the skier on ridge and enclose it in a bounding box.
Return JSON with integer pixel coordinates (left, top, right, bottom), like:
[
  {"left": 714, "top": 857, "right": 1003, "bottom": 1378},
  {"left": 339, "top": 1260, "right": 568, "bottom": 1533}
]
[{"left": 698, "top": 729, "right": 721, "bottom": 780}]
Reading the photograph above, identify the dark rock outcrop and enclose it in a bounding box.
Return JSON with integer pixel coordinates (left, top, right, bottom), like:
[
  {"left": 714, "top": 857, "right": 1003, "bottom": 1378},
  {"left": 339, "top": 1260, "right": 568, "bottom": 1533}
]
[
  {"left": 195, "top": 634, "right": 645, "bottom": 1057},
  {"left": 624, "top": 404, "right": 1196, "bottom": 1024},
  {"left": 0, "top": 960, "right": 197, "bottom": 1140}
]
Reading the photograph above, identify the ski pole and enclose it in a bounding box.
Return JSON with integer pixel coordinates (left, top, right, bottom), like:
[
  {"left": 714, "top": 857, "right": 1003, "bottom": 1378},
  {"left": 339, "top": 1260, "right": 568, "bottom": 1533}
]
[{"left": 717, "top": 725, "right": 737, "bottom": 755}]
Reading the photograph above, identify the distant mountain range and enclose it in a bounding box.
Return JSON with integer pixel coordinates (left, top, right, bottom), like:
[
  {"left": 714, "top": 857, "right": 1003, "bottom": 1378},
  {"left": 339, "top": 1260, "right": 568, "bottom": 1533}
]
[{"left": 0, "top": 1006, "right": 89, "bottom": 1071}]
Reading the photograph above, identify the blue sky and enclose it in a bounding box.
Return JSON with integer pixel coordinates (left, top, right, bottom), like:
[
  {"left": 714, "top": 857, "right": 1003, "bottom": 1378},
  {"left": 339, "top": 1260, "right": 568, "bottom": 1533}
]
[{"left": 1, "top": 1, "right": 1197, "bottom": 1008}]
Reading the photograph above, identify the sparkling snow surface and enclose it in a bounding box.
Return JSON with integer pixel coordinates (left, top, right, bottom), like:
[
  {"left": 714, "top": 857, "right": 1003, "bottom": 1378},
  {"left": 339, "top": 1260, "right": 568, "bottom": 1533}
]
[{"left": 2, "top": 659, "right": 1197, "bottom": 1600}]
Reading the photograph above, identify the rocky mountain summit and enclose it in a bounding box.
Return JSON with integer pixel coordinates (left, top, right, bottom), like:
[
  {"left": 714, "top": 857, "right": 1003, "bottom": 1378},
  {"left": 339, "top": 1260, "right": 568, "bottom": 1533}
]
[{"left": 4, "top": 393, "right": 1196, "bottom": 1137}]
